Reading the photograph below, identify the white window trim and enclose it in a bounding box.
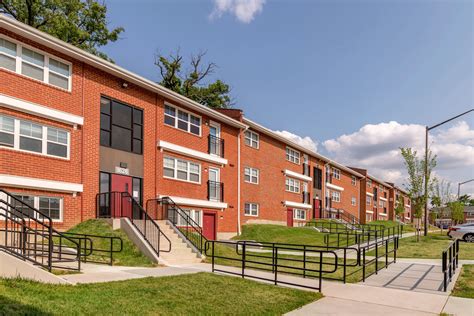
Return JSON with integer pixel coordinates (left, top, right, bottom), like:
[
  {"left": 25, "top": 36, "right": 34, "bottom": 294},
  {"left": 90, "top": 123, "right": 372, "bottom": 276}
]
[
  {"left": 332, "top": 168, "right": 341, "bottom": 180},
  {"left": 351, "top": 176, "right": 356, "bottom": 186},
  {"left": 8, "top": 194, "right": 63, "bottom": 222},
  {"left": 285, "top": 177, "right": 301, "bottom": 193},
  {"left": 244, "top": 167, "right": 259, "bottom": 184},
  {"left": 164, "top": 103, "right": 202, "bottom": 137},
  {"left": 0, "top": 114, "right": 70, "bottom": 160},
  {"left": 244, "top": 130, "right": 259, "bottom": 149},
  {"left": 244, "top": 202, "right": 259, "bottom": 217},
  {"left": 286, "top": 146, "right": 301, "bottom": 165},
  {"left": 331, "top": 191, "right": 341, "bottom": 203},
  {"left": 351, "top": 197, "right": 357, "bottom": 206},
  {"left": 158, "top": 140, "right": 227, "bottom": 165},
  {"left": 293, "top": 208, "right": 306, "bottom": 220},
  {"left": 326, "top": 182, "right": 344, "bottom": 191},
  {"left": 0, "top": 34, "right": 72, "bottom": 91},
  {"left": 178, "top": 208, "right": 202, "bottom": 227},
  {"left": 0, "top": 174, "right": 82, "bottom": 193},
  {"left": 157, "top": 195, "right": 228, "bottom": 209},
  {"left": 284, "top": 200, "right": 312, "bottom": 209},
  {"left": 163, "top": 156, "right": 201, "bottom": 184}
]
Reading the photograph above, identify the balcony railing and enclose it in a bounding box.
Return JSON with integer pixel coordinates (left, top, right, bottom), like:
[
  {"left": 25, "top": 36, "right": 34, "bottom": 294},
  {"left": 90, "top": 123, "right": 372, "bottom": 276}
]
[
  {"left": 303, "top": 163, "right": 310, "bottom": 176},
  {"left": 208, "top": 180, "right": 224, "bottom": 202},
  {"left": 208, "top": 135, "right": 224, "bottom": 158},
  {"left": 302, "top": 191, "right": 310, "bottom": 204}
]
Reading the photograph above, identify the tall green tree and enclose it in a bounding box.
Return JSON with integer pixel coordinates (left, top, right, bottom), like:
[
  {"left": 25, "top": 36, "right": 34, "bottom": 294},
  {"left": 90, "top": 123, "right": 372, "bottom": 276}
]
[
  {"left": 394, "top": 196, "right": 405, "bottom": 220},
  {"left": 155, "top": 50, "right": 232, "bottom": 109},
  {"left": 449, "top": 201, "right": 465, "bottom": 225},
  {"left": 400, "top": 147, "right": 437, "bottom": 240},
  {"left": 0, "top": 0, "right": 123, "bottom": 61},
  {"left": 458, "top": 194, "right": 473, "bottom": 206}
]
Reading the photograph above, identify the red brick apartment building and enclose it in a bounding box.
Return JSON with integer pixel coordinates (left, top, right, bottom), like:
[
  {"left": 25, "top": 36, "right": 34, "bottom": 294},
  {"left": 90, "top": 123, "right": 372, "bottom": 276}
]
[
  {"left": 387, "top": 183, "right": 411, "bottom": 223},
  {"left": 0, "top": 16, "right": 408, "bottom": 239}
]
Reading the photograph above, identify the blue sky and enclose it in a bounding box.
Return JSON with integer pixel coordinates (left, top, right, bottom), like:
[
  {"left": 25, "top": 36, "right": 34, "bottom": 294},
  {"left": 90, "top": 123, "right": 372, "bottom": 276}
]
[{"left": 102, "top": 0, "right": 473, "bottom": 192}]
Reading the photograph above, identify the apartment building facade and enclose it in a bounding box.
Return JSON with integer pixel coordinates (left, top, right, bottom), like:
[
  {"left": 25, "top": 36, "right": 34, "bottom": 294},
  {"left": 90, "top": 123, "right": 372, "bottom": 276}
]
[{"left": 387, "top": 183, "right": 411, "bottom": 223}]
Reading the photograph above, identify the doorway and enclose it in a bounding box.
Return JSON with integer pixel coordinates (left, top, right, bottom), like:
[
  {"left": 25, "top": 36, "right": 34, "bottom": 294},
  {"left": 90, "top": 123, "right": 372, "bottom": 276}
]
[
  {"left": 203, "top": 212, "right": 217, "bottom": 240},
  {"left": 287, "top": 209, "right": 294, "bottom": 227},
  {"left": 208, "top": 167, "right": 220, "bottom": 201},
  {"left": 209, "top": 121, "right": 221, "bottom": 156}
]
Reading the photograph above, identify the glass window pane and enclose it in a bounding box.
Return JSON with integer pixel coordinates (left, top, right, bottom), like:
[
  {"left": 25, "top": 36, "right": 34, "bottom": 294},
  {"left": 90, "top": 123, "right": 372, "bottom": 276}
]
[
  {"left": 0, "top": 54, "right": 16, "bottom": 71},
  {"left": 165, "top": 105, "right": 175, "bottom": 116},
  {"left": 190, "top": 115, "right": 200, "bottom": 125},
  {"left": 178, "top": 110, "right": 188, "bottom": 122},
  {"left": 189, "top": 173, "right": 199, "bottom": 182},
  {"left": 21, "top": 62, "right": 44, "bottom": 80},
  {"left": 177, "top": 170, "right": 187, "bottom": 180},
  {"left": 49, "top": 72, "right": 69, "bottom": 89},
  {"left": 111, "top": 101, "right": 132, "bottom": 128},
  {"left": 0, "top": 132, "right": 14, "bottom": 147},
  {"left": 111, "top": 125, "right": 131, "bottom": 152},
  {"left": 132, "top": 139, "right": 142, "bottom": 154},
  {"left": 177, "top": 119, "right": 188, "bottom": 131},
  {"left": 0, "top": 38, "right": 16, "bottom": 56},
  {"left": 19, "top": 136, "right": 42, "bottom": 153},
  {"left": 47, "top": 142, "right": 67, "bottom": 157},
  {"left": 164, "top": 115, "right": 175, "bottom": 126},
  {"left": 49, "top": 58, "right": 69, "bottom": 76},
  {"left": 190, "top": 125, "right": 200, "bottom": 135},
  {"left": 100, "top": 97, "right": 111, "bottom": 115},
  {"left": 189, "top": 163, "right": 199, "bottom": 174},
  {"left": 0, "top": 116, "right": 14, "bottom": 133},
  {"left": 164, "top": 157, "right": 175, "bottom": 168},
  {"left": 164, "top": 168, "right": 174, "bottom": 178},
  {"left": 22, "top": 47, "right": 44, "bottom": 67},
  {"left": 133, "top": 109, "right": 143, "bottom": 125},
  {"left": 133, "top": 124, "right": 142, "bottom": 138},
  {"left": 177, "top": 160, "right": 187, "bottom": 171},
  {"left": 100, "top": 130, "right": 110, "bottom": 146},
  {"left": 100, "top": 172, "right": 110, "bottom": 193},
  {"left": 100, "top": 113, "right": 110, "bottom": 130}
]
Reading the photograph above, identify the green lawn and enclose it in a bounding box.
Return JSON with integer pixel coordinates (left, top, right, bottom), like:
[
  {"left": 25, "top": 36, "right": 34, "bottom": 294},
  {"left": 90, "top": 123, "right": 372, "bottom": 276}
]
[
  {"left": 452, "top": 265, "right": 474, "bottom": 299},
  {"left": 234, "top": 224, "right": 327, "bottom": 246},
  {"left": 393, "top": 232, "right": 474, "bottom": 260},
  {"left": 368, "top": 220, "right": 416, "bottom": 233},
  {"left": 0, "top": 273, "right": 321, "bottom": 315},
  {"left": 65, "top": 219, "right": 154, "bottom": 267}
]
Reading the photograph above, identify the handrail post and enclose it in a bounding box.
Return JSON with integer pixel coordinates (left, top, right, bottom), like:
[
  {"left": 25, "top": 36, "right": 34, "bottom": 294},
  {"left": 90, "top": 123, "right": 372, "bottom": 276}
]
[
  {"left": 343, "top": 248, "right": 347, "bottom": 283},
  {"left": 274, "top": 247, "right": 278, "bottom": 285},
  {"left": 385, "top": 239, "right": 388, "bottom": 268},
  {"left": 375, "top": 243, "right": 378, "bottom": 274},
  {"left": 48, "top": 225, "right": 53, "bottom": 272},
  {"left": 303, "top": 245, "right": 306, "bottom": 278},
  {"left": 363, "top": 247, "right": 366, "bottom": 282},
  {"left": 241, "top": 242, "right": 246, "bottom": 278},
  {"left": 211, "top": 241, "right": 215, "bottom": 272},
  {"left": 318, "top": 251, "right": 323, "bottom": 291}
]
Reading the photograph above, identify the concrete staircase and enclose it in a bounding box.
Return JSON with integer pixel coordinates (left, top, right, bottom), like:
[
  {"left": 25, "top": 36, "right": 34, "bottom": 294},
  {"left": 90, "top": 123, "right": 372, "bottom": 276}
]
[{"left": 156, "top": 220, "right": 203, "bottom": 266}]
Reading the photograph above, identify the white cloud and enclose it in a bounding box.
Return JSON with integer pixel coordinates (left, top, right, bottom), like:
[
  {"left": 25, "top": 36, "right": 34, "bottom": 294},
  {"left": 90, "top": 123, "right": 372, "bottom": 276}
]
[
  {"left": 323, "top": 120, "right": 474, "bottom": 190},
  {"left": 210, "top": 0, "right": 265, "bottom": 23},
  {"left": 274, "top": 130, "right": 318, "bottom": 152}
]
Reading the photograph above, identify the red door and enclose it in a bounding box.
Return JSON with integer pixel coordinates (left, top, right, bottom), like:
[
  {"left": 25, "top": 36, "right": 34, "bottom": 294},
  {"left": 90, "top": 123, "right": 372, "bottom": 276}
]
[
  {"left": 287, "top": 209, "right": 294, "bottom": 227},
  {"left": 314, "top": 199, "right": 321, "bottom": 219},
  {"left": 110, "top": 174, "right": 133, "bottom": 218},
  {"left": 203, "top": 212, "right": 216, "bottom": 240}
]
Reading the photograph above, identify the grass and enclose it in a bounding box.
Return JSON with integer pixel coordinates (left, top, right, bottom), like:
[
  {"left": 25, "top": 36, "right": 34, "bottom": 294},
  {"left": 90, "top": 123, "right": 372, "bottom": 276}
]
[
  {"left": 378, "top": 232, "right": 474, "bottom": 260},
  {"left": 368, "top": 220, "right": 416, "bottom": 233},
  {"left": 65, "top": 219, "right": 155, "bottom": 267},
  {"left": 452, "top": 265, "right": 474, "bottom": 299},
  {"left": 233, "top": 224, "right": 327, "bottom": 245},
  {"left": 0, "top": 273, "right": 321, "bottom": 315}
]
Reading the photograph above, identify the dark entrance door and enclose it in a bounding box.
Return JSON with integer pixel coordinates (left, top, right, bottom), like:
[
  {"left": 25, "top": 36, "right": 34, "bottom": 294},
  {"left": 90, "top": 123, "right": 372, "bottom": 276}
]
[
  {"left": 287, "top": 209, "right": 294, "bottom": 227},
  {"left": 203, "top": 212, "right": 217, "bottom": 240}
]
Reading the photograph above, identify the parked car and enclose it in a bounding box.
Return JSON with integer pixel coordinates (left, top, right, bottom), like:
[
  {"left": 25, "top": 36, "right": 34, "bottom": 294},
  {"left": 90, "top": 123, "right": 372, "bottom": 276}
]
[{"left": 448, "top": 223, "right": 474, "bottom": 242}]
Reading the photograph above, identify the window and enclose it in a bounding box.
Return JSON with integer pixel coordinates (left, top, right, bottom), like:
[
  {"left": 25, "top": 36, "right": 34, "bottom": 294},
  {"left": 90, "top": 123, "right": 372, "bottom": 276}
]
[
  {"left": 244, "top": 167, "right": 259, "bottom": 184},
  {"left": 244, "top": 130, "right": 259, "bottom": 148},
  {"left": 244, "top": 203, "right": 259, "bottom": 216},
  {"left": 0, "top": 36, "right": 71, "bottom": 90},
  {"left": 380, "top": 200, "right": 386, "bottom": 209},
  {"left": 293, "top": 209, "right": 306, "bottom": 220},
  {"left": 286, "top": 147, "right": 300, "bottom": 164},
  {"left": 332, "top": 168, "right": 340, "bottom": 180},
  {"left": 100, "top": 97, "right": 143, "bottom": 154},
  {"left": 351, "top": 176, "right": 356, "bottom": 186},
  {"left": 0, "top": 115, "right": 14, "bottom": 147},
  {"left": 367, "top": 179, "right": 372, "bottom": 188},
  {"left": 163, "top": 156, "right": 200, "bottom": 183},
  {"left": 313, "top": 167, "right": 322, "bottom": 190},
  {"left": 351, "top": 197, "right": 356, "bottom": 206},
  {"left": 11, "top": 194, "right": 62, "bottom": 221},
  {"left": 164, "top": 104, "right": 201, "bottom": 136},
  {"left": 366, "top": 195, "right": 371, "bottom": 205},
  {"left": 286, "top": 178, "right": 300, "bottom": 193},
  {"left": 331, "top": 191, "right": 341, "bottom": 202},
  {"left": 100, "top": 172, "right": 110, "bottom": 193},
  {"left": 379, "top": 184, "right": 384, "bottom": 190},
  {"left": 0, "top": 115, "right": 70, "bottom": 158},
  {"left": 178, "top": 209, "right": 202, "bottom": 227}
]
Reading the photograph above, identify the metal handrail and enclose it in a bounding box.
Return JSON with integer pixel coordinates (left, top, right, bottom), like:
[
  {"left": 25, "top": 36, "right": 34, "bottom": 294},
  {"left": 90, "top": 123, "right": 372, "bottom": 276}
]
[
  {"left": 442, "top": 239, "right": 460, "bottom": 291},
  {"left": 208, "top": 134, "right": 225, "bottom": 157},
  {"left": 207, "top": 180, "right": 224, "bottom": 202}
]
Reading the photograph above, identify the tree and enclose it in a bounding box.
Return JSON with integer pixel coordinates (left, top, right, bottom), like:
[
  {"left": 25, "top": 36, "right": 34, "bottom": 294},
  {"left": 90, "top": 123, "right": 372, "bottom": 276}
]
[
  {"left": 431, "top": 179, "right": 454, "bottom": 207},
  {"left": 458, "top": 194, "right": 472, "bottom": 206},
  {"left": 155, "top": 50, "right": 232, "bottom": 109},
  {"left": 400, "top": 147, "right": 437, "bottom": 241},
  {"left": 394, "top": 196, "right": 405, "bottom": 221},
  {"left": 449, "top": 201, "right": 465, "bottom": 225},
  {"left": 0, "top": 0, "right": 123, "bottom": 61}
]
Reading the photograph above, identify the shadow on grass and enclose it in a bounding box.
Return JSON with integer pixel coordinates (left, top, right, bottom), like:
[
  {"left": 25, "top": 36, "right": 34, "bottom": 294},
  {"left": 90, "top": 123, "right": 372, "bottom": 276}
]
[{"left": 0, "top": 295, "right": 52, "bottom": 315}]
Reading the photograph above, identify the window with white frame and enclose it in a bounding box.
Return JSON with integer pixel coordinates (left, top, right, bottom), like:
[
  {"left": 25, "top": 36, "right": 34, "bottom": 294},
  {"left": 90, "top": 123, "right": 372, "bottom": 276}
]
[
  {"left": 380, "top": 200, "right": 386, "bottom": 210},
  {"left": 351, "top": 197, "right": 356, "bottom": 206},
  {"left": 351, "top": 176, "right": 356, "bottom": 186},
  {"left": 0, "top": 115, "right": 70, "bottom": 158},
  {"left": 244, "top": 130, "right": 259, "bottom": 148},
  {"left": 0, "top": 36, "right": 71, "bottom": 90},
  {"left": 286, "top": 147, "right": 300, "bottom": 164},
  {"left": 164, "top": 104, "right": 201, "bottom": 136},
  {"left": 177, "top": 208, "right": 202, "bottom": 227},
  {"left": 285, "top": 177, "right": 300, "bottom": 193},
  {"left": 367, "top": 179, "right": 372, "bottom": 187},
  {"left": 332, "top": 168, "right": 341, "bottom": 180},
  {"left": 366, "top": 195, "right": 371, "bottom": 205},
  {"left": 163, "top": 156, "right": 200, "bottom": 183},
  {"left": 293, "top": 209, "right": 306, "bottom": 220},
  {"left": 244, "top": 167, "right": 259, "bottom": 184},
  {"left": 244, "top": 203, "right": 259, "bottom": 216},
  {"left": 11, "top": 194, "right": 62, "bottom": 221},
  {"left": 331, "top": 191, "right": 341, "bottom": 202}
]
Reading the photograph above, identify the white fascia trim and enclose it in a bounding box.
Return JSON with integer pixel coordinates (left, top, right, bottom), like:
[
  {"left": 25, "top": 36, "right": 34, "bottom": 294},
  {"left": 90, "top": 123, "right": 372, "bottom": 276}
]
[
  {"left": 0, "top": 174, "right": 83, "bottom": 193},
  {"left": 379, "top": 197, "right": 388, "bottom": 202},
  {"left": 158, "top": 140, "right": 228, "bottom": 165},
  {"left": 284, "top": 170, "right": 312, "bottom": 182},
  {"left": 158, "top": 195, "right": 228, "bottom": 209},
  {"left": 366, "top": 192, "right": 374, "bottom": 197},
  {"left": 366, "top": 210, "right": 374, "bottom": 214},
  {"left": 0, "top": 16, "right": 246, "bottom": 130},
  {"left": 405, "top": 204, "right": 411, "bottom": 208},
  {"left": 326, "top": 182, "right": 344, "bottom": 191},
  {"left": 405, "top": 216, "right": 411, "bottom": 219},
  {"left": 0, "top": 93, "right": 84, "bottom": 126},
  {"left": 284, "top": 201, "right": 312, "bottom": 209},
  {"left": 379, "top": 213, "right": 388, "bottom": 217}
]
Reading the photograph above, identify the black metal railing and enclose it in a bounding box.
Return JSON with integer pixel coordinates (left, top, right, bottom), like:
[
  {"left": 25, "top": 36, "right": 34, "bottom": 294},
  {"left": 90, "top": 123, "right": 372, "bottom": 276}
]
[
  {"left": 208, "top": 135, "right": 224, "bottom": 158},
  {"left": 147, "top": 197, "right": 207, "bottom": 253},
  {"left": 207, "top": 180, "right": 224, "bottom": 202},
  {"left": 442, "top": 239, "right": 460, "bottom": 292},
  {"left": 0, "top": 189, "right": 82, "bottom": 272},
  {"left": 96, "top": 192, "right": 171, "bottom": 257},
  {"left": 302, "top": 191, "right": 310, "bottom": 204},
  {"left": 320, "top": 208, "right": 360, "bottom": 225}
]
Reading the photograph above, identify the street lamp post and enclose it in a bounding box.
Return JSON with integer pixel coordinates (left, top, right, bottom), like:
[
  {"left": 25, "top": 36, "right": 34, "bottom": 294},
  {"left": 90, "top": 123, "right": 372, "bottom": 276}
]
[
  {"left": 458, "top": 179, "right": 474, "bottom": 198},
  {"left": 424, "top": 109, "right": 474, "bottom": 236}
]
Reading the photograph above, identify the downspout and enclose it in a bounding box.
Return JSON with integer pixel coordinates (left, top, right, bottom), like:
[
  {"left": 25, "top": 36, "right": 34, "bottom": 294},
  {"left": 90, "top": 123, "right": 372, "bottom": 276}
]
[
  {"left": 237, "top": 129, "right": 242, "bottom": 235},
  {"left": 80, "top": 61, "right": 85, "bottom": 222}
]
